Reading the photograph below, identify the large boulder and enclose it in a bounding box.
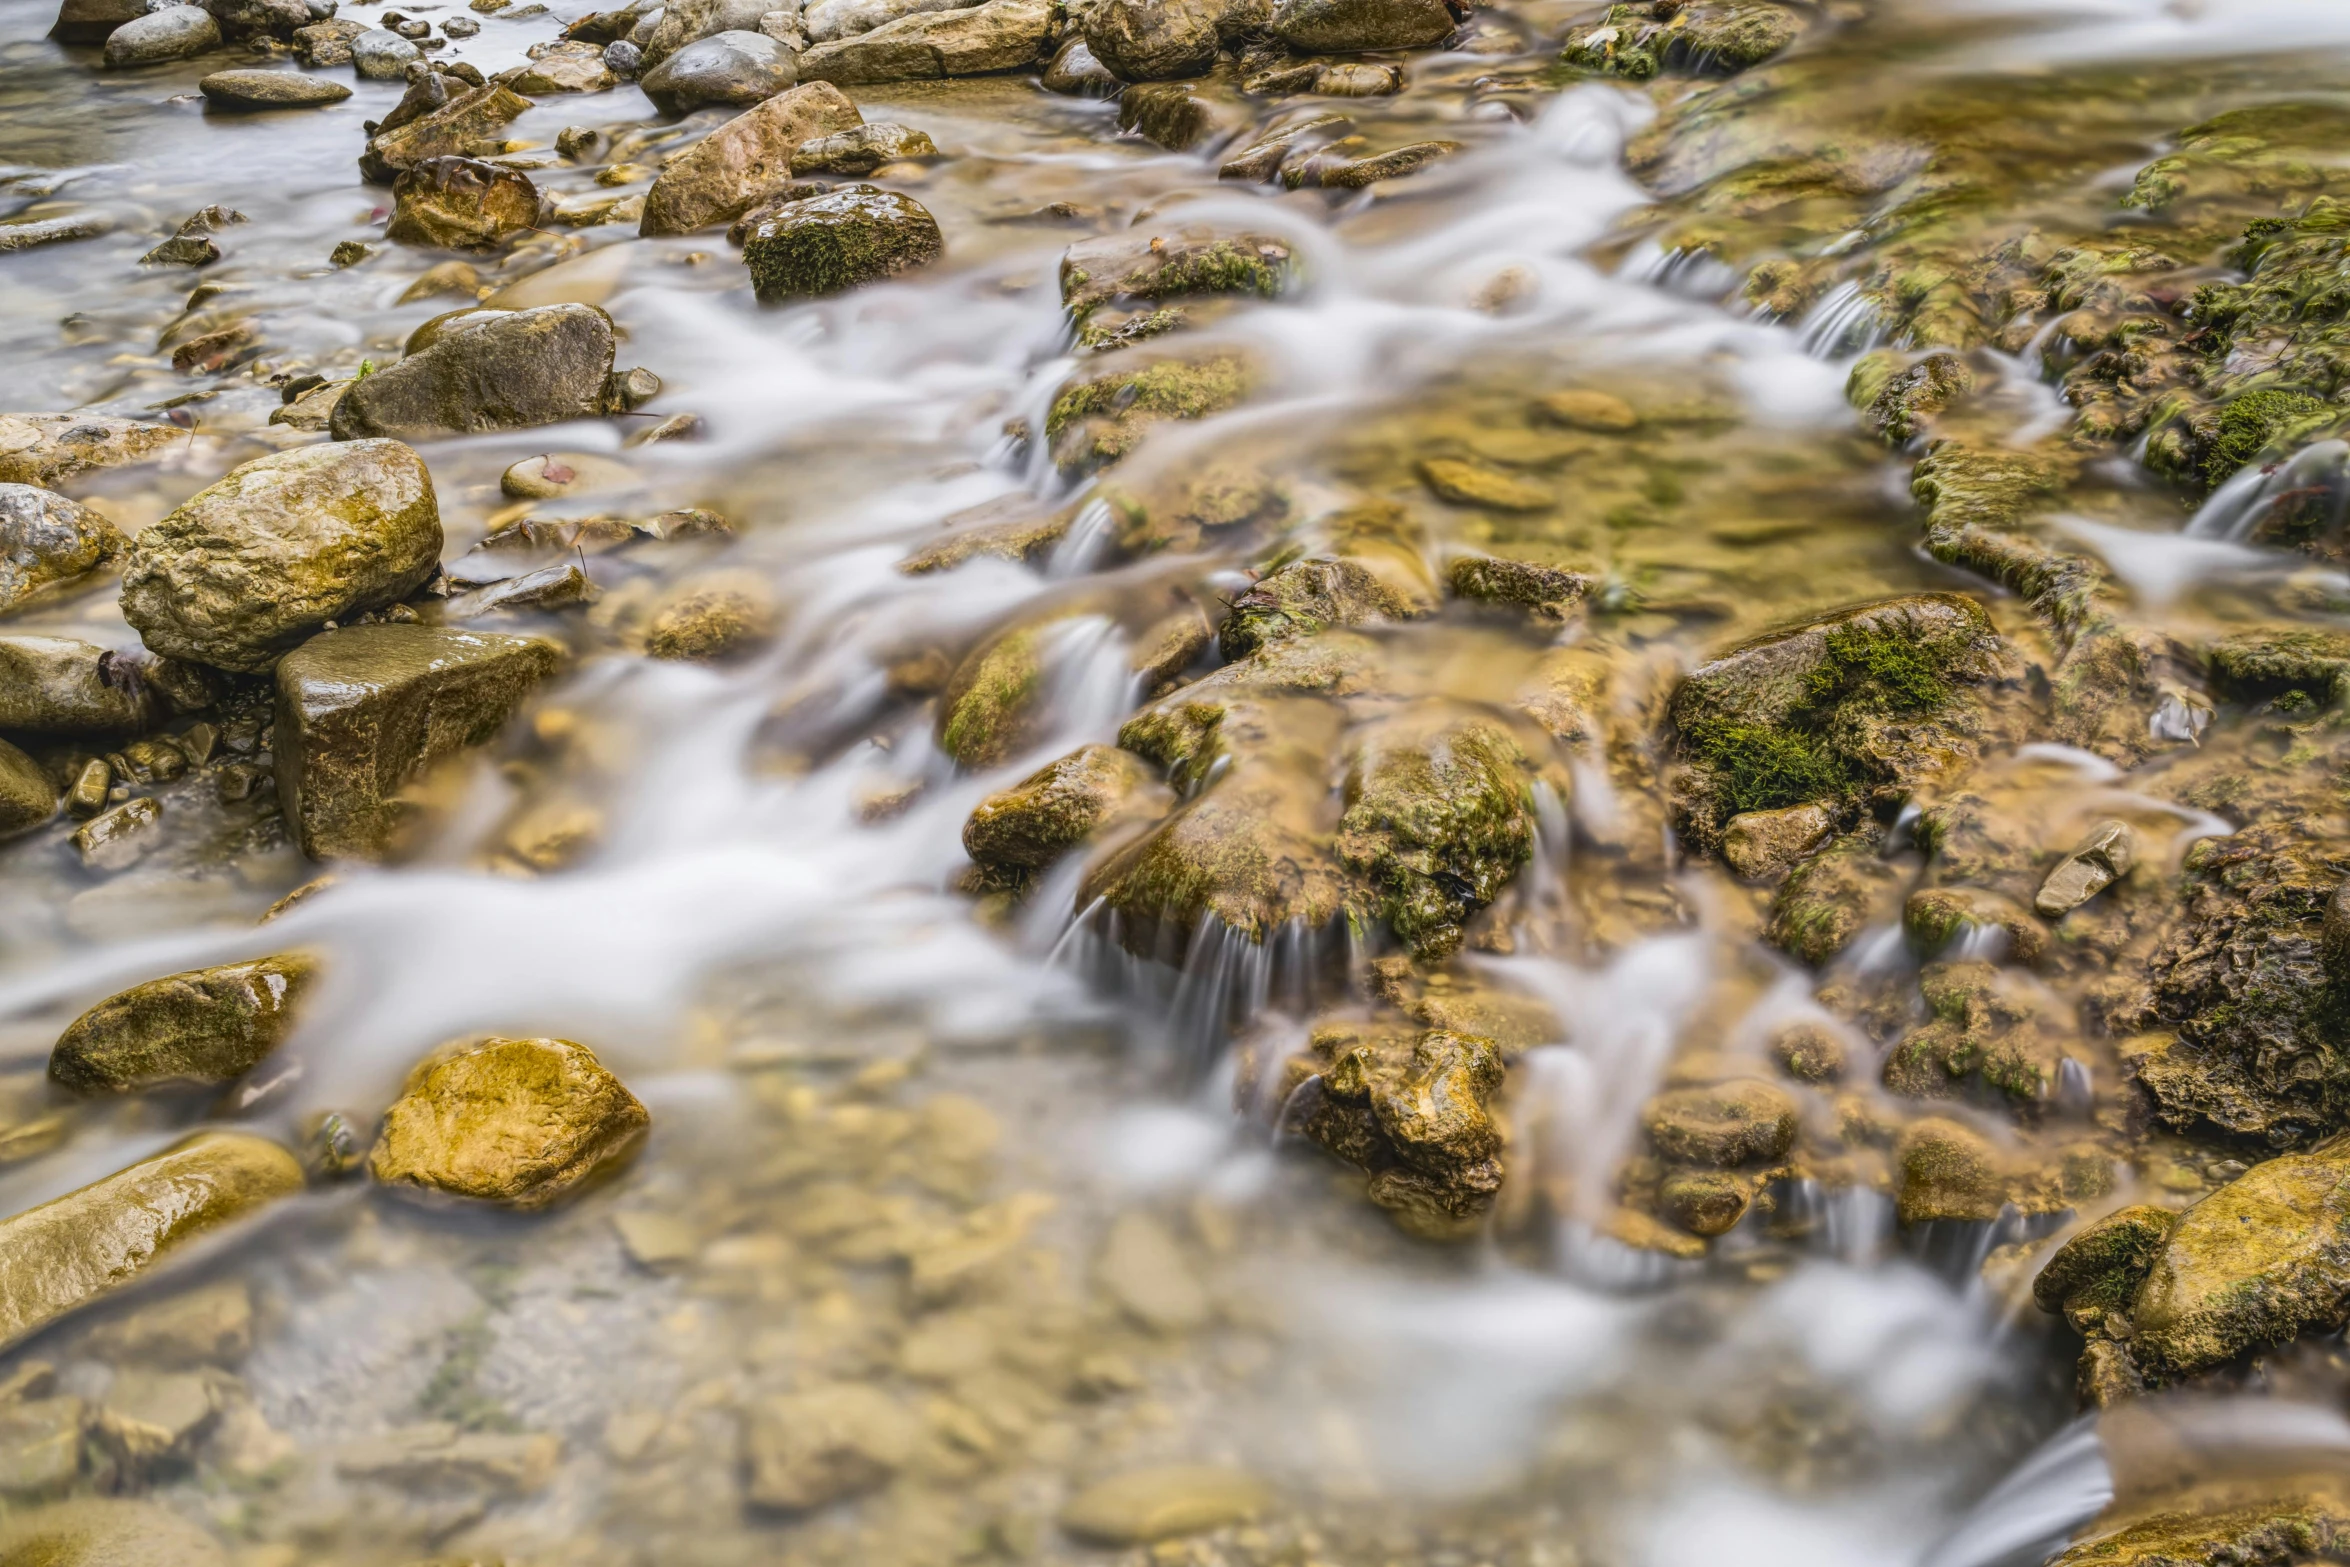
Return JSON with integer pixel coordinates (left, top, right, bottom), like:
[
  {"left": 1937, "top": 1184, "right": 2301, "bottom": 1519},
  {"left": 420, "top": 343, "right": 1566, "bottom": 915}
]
[
  {"left": 369, "top": 1036, "right": 650, "bottom": 1208},
  {"left": 0, "top": 484, "right": 119, "bottom": 615},
  {"left": 103, "top": 6, "right": 221, "bottom": 66},
  {"left": 640, "top": 29, "right": 795, "bottom": 112},
  {"left": 386, "top": 157, "right": 543, "bottom": 250},
  {"left": 741, "top": 188, "right": 943, "bottom": 302},
  {"left": 639, "top": 0, "right": 772, "bottom": 63},
  {"left": 639, "top": 82, "right": 864, "bottom": 236},
  {"left": 0, "top": 414, "right": 179, "bottom": 488},
  {"left": 51, "top": 0, "right": 151, "bottom": 43},
  {"left": 2044, "top": 1500, "right": 2350, "bottom": 1567},
  {"left": 0, "top": 636, "right": 161, "bottom": 734},
  {"left": 1047, "top": 352, "right": 1252, "bottom": 476},
  {"left": 50, "top": 956, "right": 317, "bottom": 1094},
  {"left": 1269, "top": 0, "right": 1452, "bottom": 50},
  {"left": 805, "top": 0, "right": 967, "bottom": 43},
  {"left": 275, "top": 624, "right": 563, "bottom": 860},
  {"left": 797, "top": 0, "right": 1052, "bottom": 83},
  {"left": 119, "top": 441, "right": 442, "bottom": 674},
  {"left": 330, "top": 304, "right": 617, "bottom": 441},
  {"left": 0, "top": 739, "right": 56, "bottom": 837},
  {"left": 0, "top": 1132, "right": 304, "bottom": 1352},
  {"left": 360, "top": 83, "right": 533, "bottom": 185}
]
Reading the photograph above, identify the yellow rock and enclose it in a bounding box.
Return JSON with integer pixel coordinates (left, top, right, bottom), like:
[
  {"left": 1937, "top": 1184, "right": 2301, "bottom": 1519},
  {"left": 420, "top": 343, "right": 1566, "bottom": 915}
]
[
  {"left": 0, "top": 1132, "right": 303, "bottom": 1353},
  {"left": 369, "top": 1036, "right": 649, "bottom": 1210},
  {"left": 1059, "top": 1463, "right": 1273, "bottom": 1545},
  {"left": 0, "top": 1497, "right": 227, "bottom": 1565}
]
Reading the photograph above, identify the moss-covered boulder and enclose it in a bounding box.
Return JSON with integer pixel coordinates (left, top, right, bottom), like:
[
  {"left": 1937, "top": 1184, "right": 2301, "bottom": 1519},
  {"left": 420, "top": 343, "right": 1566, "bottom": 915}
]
[
  {"left": 119, "top": 441, "right": 442, "bottom": 674},
  {"left": 963, "top": 744, "right": 1172, "bottom": 872},
  {"left": 1642, "top": 1079, "right": 1798, "bottom": 1166},
  {"left": 276, "top": 624, "right": 564, "bottom": 861},
  {"left": 0, "top": 739, "right": 56, "bottom": 837},
  {"left": 1561, "top": 0, "right": 1800, "bottom": 77},
  {"left": 1059, "top": 230, "right": 1293, "bottom": 318},
  {"left": 1882, "top": 961, "right": 2061, "bottom": 1106},
  {"left": 1119, "top": 631, "right": 1383, "bottom": 787},
  {"left": 1335, "top": 719, "right": 1535, "bottom": 960},
  {"left": 2031, "top": 1204, "right": 2174, "bottom": 1335},
  {"left": 1446, "top": 556, "right": 1590, "bottom": 622},
  {"left": 742, "top": 188, "right": 944, "bottom": 303},
  {"left": 936, "top": 621, "right": 1052, "bottom": 770},
  {"left": 0, "top": 1132, "right": 303, "bottom": 1352},
  {"left": 1893, "top": 1117, "right": 2004, "bottom": 1225},
  {"left": 640, "top": 82, "right": 866, "bottom": 236},
  {"left": 1219, "top": 557, "right": 1423, "bottom": 661},
  {"left": 2045, "top": 1498, "right": 2350, "bottom": 1567},
  {"left": 370, "top": 1036, "right": 650, "bottom": 1209},
  {"left": 331, "top": 304, "right": 619, "bottom": 442},
  {"left": 1047, "top": 353, "right": 1252, "bottom": 476},
  {"left": 360, "top": 82, "right": 532, "bottom": 185},
  {"left": 1903, "top": 885, "right": 2047, "bottom": 965},
  {"left": 1859, "top": 351, "right": 1974, "bottom": 444},
  {"left": 1764, "top": 829, "right": 1902, "bottom": 967},
  {"left": 0, "top": 484, "right": 120, "bottom": 616},
  {"left": 2206, "top": 628, "right": 2350, "bottom": 708},
  {"left": 386, "top": 156, "right": 543, "bottom": 251},
  {"left": 1670, "top": 593, "right": 2007, "bottom": 851},
  {"left": 50, "top": 956, "right": 315, "bottom": 1095},
  {"left": 2128, "top": 1143, "right": 2350, "bottom": 1380},
  {"left": 1081, "top": 767, "right": 1349, "bottom": 955}
]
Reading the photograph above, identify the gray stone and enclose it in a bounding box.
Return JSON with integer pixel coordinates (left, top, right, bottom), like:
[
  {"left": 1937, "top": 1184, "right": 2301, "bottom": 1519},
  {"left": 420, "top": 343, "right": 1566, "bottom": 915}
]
[
  {"left": 0, "top": 415, "right": 179, "bottom": 488},
  {"left": 803, "top": 0, "right": 963, "bottom": 41},
  {"left": 787, "top": 120, "right": 937, "bottom": 175},
  {"left": 639, "top": 0, "right": 771, "bottom": 62},
  {"left": 797, "top": 0, "right": 1049, "bottom": 81},
  {"left": 0, "top": 485, "right": 119, "bottom": 616},
  {"left": 102, "top": 5, "right": 221, "bottom": 64},
  {"left": 198, "top": 67, "right": 352, "bottom": 107},
  {"left": 351, "top": 26, "right": 420, "bottom": 78},
  {"left": 640, "top": 28, "right": 794, "bottom": 112},
  {"left": 331, "top": 304, "right": 617, "bottom": 441},
  {"left": 119, "top": 440, "right": 443, "bottom": 674},
  {"left": 1269, "top": 0, "right": 1451, "bottom": 51},
  {"left": 199, "top": 0, "right": 311, "bottom": 38}
]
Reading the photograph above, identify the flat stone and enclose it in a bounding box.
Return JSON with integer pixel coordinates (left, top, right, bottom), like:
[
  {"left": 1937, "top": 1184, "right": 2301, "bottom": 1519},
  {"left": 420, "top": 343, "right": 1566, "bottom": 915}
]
[
  {"left": 361, "top": 82, "right": 532, "bottom": 184},
  {"left": 369, "top": 1035, "right": 649, "bottom": 1208},
  {"left": 83, "top": 1280, "right": 254, "bottom": 1368},
  {"left": 1536, "top": 387, "right": 1639, "bottom": 431},
  {"left": 1060, "top": 1465, "right": 1273, "bottom": 1545},
  {"left": 797, "top": 0, "right": 1052, "bottom": 83},
  {"left": 102, "top": 5, "right": 221, "bottom": 65},
  {"left": 331, "top": 303, "right": 617, "bottom": 441},
  {"left": 0, "top": 1132, "right": 303, "bottom": 1353},
  {"left": 639, "top": 81, "right": 865, "bottom": 236},
  {"left": 197, "top": 68, "right": 352, "bottom": 108},
  {"left": 508, "top": 38, "right": 617, "bottom": 92},
  {"left": 1096, "top": 1211, "right": 1209, "bottom": 1333},
  {"left": 2035, "top": 818, "right": 2135, "bottom": 918},
  {"left": 335, "top": 1423, "right": 560, "bottom": 1492},
  {"left": 806, "top": 0, "right": 968, "bottom": 42},
  {"left": 69, "top": 797, "right": 157, "bottom": 869},
  {"left": 0, "top": 1397, "right": 85, "bottom": 1499},
  {"left": 90, "top": 1370, "right": 216, "bottom": 1470},
  {"left": 745, "top": 1384, "right": 917, "bottom": 1510},
  {"left": 50, "top": 955, "right": 315, "bottom": 1094},
  {"left": 445, "top": 562, "right": 599, "bottom": 619},
  {"left": 1642, "top": 1079, "right": 1798, "bottom": 1166},
  {"left": 275, "top": 624, "right": 563, "bottom": 860},
  {"left": 499, "top": 451, "right": 638, "bottom": 500},
  {"left": 120, "top": 440, "right": 442, "bottom": 674}
]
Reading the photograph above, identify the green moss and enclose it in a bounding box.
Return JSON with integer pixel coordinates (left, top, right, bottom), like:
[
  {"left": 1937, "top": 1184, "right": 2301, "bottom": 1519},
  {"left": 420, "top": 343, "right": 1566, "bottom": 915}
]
[
  {"left": 939, "top": 626, "right": 1046, "bottom": 769},
  {"left": 2031, "top": 1204, "right": 2173, "bottom": 1321},
  {"left": 1148, "top": 240, "right": 1289, "bottom": 303},
  {"left": 1675, "top": 717, "right": 1844, "bottom": 816},
  {"left": 1335, "top": 721, "right": 1536, "bottom": 960},
  {"left": 742, "top": 190, "right": 945, "bottom": 304},
  {"left": 1045, "top": 355, "right": 1252, "bottom": 475},
  {"left": 2204, "top": 389, "right": 2330, "bottom": 486},
  {"left": 1806, "top": 621, "right": 1956, "bottom": 715}
]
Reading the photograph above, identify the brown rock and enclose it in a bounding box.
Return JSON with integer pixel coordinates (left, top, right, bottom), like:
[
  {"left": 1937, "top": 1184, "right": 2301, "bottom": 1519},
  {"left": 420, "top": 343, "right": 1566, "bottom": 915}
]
[
  {"left": 639, "top": 82, "right": 864, "bottom": 237},
  {"left": 369, "top": 1036, "right": 650, "bottom": 1208}
]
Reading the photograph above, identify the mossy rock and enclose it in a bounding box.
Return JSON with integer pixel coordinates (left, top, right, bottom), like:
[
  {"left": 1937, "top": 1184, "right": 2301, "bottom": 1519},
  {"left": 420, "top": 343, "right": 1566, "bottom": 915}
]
[
  {"left": 1118, "top": 631, "right": 1384, "bottom": 788},
  {"left": 1219, "top": 556, "right": 1424, "bottom": 661},
  {"left": 1045, "top": 353, "right": 1252, "bottom": 476},
  {"left": 936, "top": 621, "right": 1051, "bottom": 770},
  {"left": 1295, "top": 1022, "right": 1507, "bottom": 1237},
  {"left": 2031, "top": 1203, "right": 2173, "bottom": 1332},
  {"left": 1881, "top": 960, "right": 2059, "bottom": 1106},
  {"left": 1893, "top": 1116, "right": 2003, "bottom": 1225},
  {"left": 962, "top": 743, "right": 1171, "bottom": 870},
  {"left": 1641, "top": 1079, "right": 1798, "bottom": 1166},
  {"left": 369, "top": 1036, "right": 650, "bottom": 1210},
  {"left": 1671, "top": 592, "right": 2005, "bottom": 849},
  {"left": 1080, "top": 769, "right": 1349, "bottom": 955},
  {"left": 1763, "top": 829, "right": 1901, "bottom": 967},
  {"left": 2046, "top": 1497, "right": 2349, "bottom": 1567},
  {"left": 1059, "top": 230, "right": 1293, "bottom": 318},
  {"left": 741, "top": 189, "right": 944, "bottom": 303},
  {"left": 50, "top": 955, "right": 316, "bottom": 1094},
  {"left": 1860, "top": 351, "right": 1974, "bottom": 444},
  {"left": 1561, "top": 0, "right": 1801, "bottom": 79},
  {"left": 2206, "top": 628, "right": 2350, "bottom": 708},
  {"left": 1334, "top": 718, "right": 1535, "bottom": 960},
  {"left": 0, "top": 1498, "right": 230, "bottom": 1567}
]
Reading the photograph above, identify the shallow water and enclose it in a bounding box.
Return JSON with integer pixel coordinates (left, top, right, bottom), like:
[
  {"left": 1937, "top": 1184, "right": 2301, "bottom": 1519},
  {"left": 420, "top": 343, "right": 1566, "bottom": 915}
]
[{"left": 2, "top": 0, "right": 2349, "bottom": 1562}]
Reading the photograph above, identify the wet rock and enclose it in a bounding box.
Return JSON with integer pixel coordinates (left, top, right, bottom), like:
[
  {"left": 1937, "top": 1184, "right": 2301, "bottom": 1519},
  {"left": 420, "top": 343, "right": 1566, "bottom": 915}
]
[
  {"left": 0, "top": 637, "right": 160, "bottom": 734},
  {"left": 351, "top": 25, "right": 421, "bottom": 77},
  {"left": 1118, "top": 82, "right": 1230, "bottom": 151},
  {"left": 1671, "top": 593, "right": 2007, "bottom": 850},
  {"left": 1763, "top": 831, "right": 1898, "bottom": 966},
  {"left": 1041, "top": 34, "right": 1117, "bottom": 93},
  {"left": 1059, "top": 229, "right": 1291, "bottom": 317},
  {"left": 2036, "top": 819, "right": 2135, "bottom": 918},
  {"left": 1420, "top": 457, "right": 1550, "bottom": 512},
  {"left": 0, "top": 1395, "right": 85, "bottom": 1499},
  {"left": 643, "top": 579, "right": 778, "bottom": 660},
  {"left": 387, "top": 156, "right": 543, "bottom": 250},
  {"left": 797, "top": 0, "right": 1051, "bottom": 83},
  {"left": 806, "top": 0, "right": 967, "bottom": 41},
  {"left": 1083, "top": 766, "right": 1349, "bottom": 950},
  {"left": 1048, "top": 352, "right": 1252, "bottom": 476},
  {"left": 2031, "top": 1204, "right": 2173, "bottom": 1334},
  {"left": 1882, "top": 961, "right": 2061, "bottom": 1105},
  {"left": 197, "top": 67, "right": 352, "bottom": 107},
  {"left": 640, "top": 82, "right": 865, "bottom": 236},
  {"left": 1892, "top": 1116, "right": 2002, "bottom": 1225},
  {"left": 2130, "top": 1144, "right": 2350, "bottom": 1380},
  {"left": 509, "top": 38, "right": 617, "bottom": 92},
  {"left": 445, "top": 562, "right": 598, "bottom": 620},
  {"left": 1903, "top": 885, "right": 2046, "bottom": 965},
  {"left": 2045, "top": 1501, "right": 2350, "bottom": 1567},
  {"left": 0, "top": 486, "right": 119, "bottom": 617},
  {"left": 1862, "top": 351, "right": 1973, "bottom": 444},
  {"left": 2206, "top": 628, "right": 2350, "bottom": 708},
  {"left": 639, "top": 0, "right": 772, "bottom": 63},
  {"left": 0, "top": 1132, "right": 303, "bottom": 1352},
  {"left": 50, "top": 0, "right": 151, "bottom": 44},
  {"left": 1098, "top": 1210, "right": 1209, "bottom": 1332},
  {"left": 1445, "top": 555, "right": 1588, "bottom": 621},
  {"left": 1061, "top": 1465, "right": 1273, "bottom": 1545},
  {"left": 640, "top": 28, "right": 794, "bottom": 112},
  {"left": 370, "top": 1035, "right": 650, "bottom": 1208},
  {"left": 1536, "top": 388, "right": 1638, "bottom": 431},
  {"left": 0, "top": 1498, "right": 229, "bottom": 1567},
  {"left": 277, "top": 624, "right": 563, "bottom": 860},
  {"left": 140, "top": 203, "right": 242, "bottom": 267},
  {"left": 120, "top": 440, "right": 441, "bottom": 674},
  {"left": 65, "top": 759, "right": 107, "bottom": 819},
  {"left": 71, "top": 796, "right": 157, "bottom": 869},
  {"left": 1769, "top": 1020, "right": 1845, "bottom": 1082},
  {"left": 789, "top": 121, "right": 938, "bottom": 175},
  {"left": 745, "top": 1384, "right": 916, "bottom": 1510},
  {"left": 331, "top": 304, "right": 617, "bottom": 441},
  {"left": 606, "top": 36, "right": 645, "bottom": 74},
  {"left": 1284, "top": 137, "right": 1458, "bottom": 190},
  {"left": 84, "top": 1280, "right": 253, "bottom": 1368},
  {"left": 0, "top": 415, "right": 178, "bottom": 490},
  {"left": 963, "top": 743, "right": 1170, "bottom": 870},
  {"left": 1270, "top": 0, "right": 1450, "bottom": 52},
  {"left": 1642, "top": 1079, "right": 1797, "bottom": 1166},
  {"left": 499, "top": 451, "right": 637, "bottom": 501},
  {"left": 103, "top": 5, "right": 222, "bottom": 65},
  {"left": 292, "top": 16, "right": 364, "bottom": 62},
  {"left": 50, "top": 955, "right": 315, "bottom": 1095},
  {"left": 199, "top": 0, "right": 310, "bottom": 39},
  {"left": 1660, "top": 1169, "right": 1749, "bottom": 1237},
  {"left": 935, "top": 620, "right": 1053, "bottom": 768},
  {"left": 0, "top": 740, "right": 55, "bottom": 839},
  {"left": 1219, "top": 556, "right": 1419, "bottom": 661},
  {"left": 360, "top": 82, "right": 531, "bottom": 184},
  {"left": 743, "top": 188, "right": 943, "bottom": 300},
  {"left": 1336, "top": 719, "right": 1534, "bottom": 960},
  {"left": 1082, "top": 0, "right": 1258, "bottom": 82},
  {"left": 1721, "top": 802, "right": 1834, "bottom": 880},
  {"left": 1561, "top": 0, "right": 1799, "bottom": 78},
  {"left": 90, "top": 1369, "right": 215, "bottom": 1473}
]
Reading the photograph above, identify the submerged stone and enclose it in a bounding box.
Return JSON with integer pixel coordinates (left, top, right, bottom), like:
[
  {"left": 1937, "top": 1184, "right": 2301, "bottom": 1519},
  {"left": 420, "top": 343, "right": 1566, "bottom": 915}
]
[
  {"left": 742, "top": 189, "right": 944, "bottom": 302},
  {"left": 370, "top": 1036, "right": 650, "bottom": 1209},
  {"left": 1060, "top": 1465, "right": 1273, "bottom": 1545},
  {"left": 1893, "top": 1117, "right": 2002, "bottom": 1225},
  {"left": 331, "top": 304, "right": 618, "bottom": 441},
  {"left": 1219, "top": 556, "right": 1420, "bottom": 660},
  {"left": 1059, "top": 229, "right": 1292, "bottom": 317},
  {"left": 639, "top": 82, "right": 865, "bottom": 236},
  {"left": 119, "top": 440, "right": 442, "bottom": 674},
  {"left": 746, "top": 1383, "right": 916, "bottom": 1510},
  {"left": 275, "top": 624, "right": 564, "bottom": 861},
  {"left": 1445, "top": 555, "right": 1589, "bottom": 621},
  {"left": 0, "top": 1132, "right": 304, "bottom": 1352},
  {"left": 0, "top": 485, "right": 119, "bottom": 615},
  {"left": 50, "top": 955, "right": 316, "bottom": 1094},
  {"left": 2035, "top": 819, "right": 2135, "bottom": 918}
]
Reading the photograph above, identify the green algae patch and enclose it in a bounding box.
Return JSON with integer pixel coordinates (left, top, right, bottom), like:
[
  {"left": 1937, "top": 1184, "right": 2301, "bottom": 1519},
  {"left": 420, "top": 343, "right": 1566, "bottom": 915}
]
[
  {"left": 938, "top": 622, "right": 1051, "bottom": 770},
  {"left": 1046, "top": 354, "right": 1252, "bottom": 476},
  {"left": 1335, "top": 720, "right": 1536, "bottom": 960}
]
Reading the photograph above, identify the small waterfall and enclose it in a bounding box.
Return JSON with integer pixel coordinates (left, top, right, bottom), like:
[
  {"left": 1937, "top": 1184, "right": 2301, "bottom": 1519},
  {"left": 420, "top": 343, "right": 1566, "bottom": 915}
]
[
  {"left": 1797, "top": 280, "right": 1884, "bottom": 358},
  {"left": 2183, "top": 438, "right": 2349, "bottom": 542},
  {"left": 1045, "top": 496, "right": 1119, "bottom": 578}
]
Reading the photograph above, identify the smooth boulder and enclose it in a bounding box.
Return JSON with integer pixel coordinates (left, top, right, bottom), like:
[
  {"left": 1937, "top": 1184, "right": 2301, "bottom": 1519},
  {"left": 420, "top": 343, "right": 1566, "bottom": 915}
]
[
  {"left": 387, "top": 156, "right": 544, "bottom": 250},
  {"left": 639, "top": 0, "right": 772, "bottom": 63},
  {"left": 0, "top": 1132, "right": 304, "bottom": 1352},
  {"left": 197, "top": 68, "right": 352, "bottom": 108},
  {"left": 369, "top": 1036, "right": 650, "bottom": 1208},
  {"left": 51, "top": 956, "right": 316, "bottom": 1095},
  {"left": 1269, "top": 0, "right": 1452, "bottom": 51},
  {"left": 103, "top": 5, "right": 221, "bottom": 65},
  {"left": 0, "top": 484, "right": 119, "bottom": 615},
  {"left": 275, "top": 624, "right": 563, "bottom": 860},
  {"left": 640, "top": 28, "right": 795, "bottom": 112},
  {"left": 797, "top": 0, "right": 1051, "bottom": 83},
  {"left": 0, "top": 636, "right": 160, "bottom": 734},
  {"left": 742, "top": 187, "right": 943, "bottom": 301},
  {"left": 330, "top": 304, "right": 618, "bottom": 442},
  {"left": 639, "top": 81, "right": 864, "bottom": 236},
  {"left": 119, "top": 441, "right": 442, "bottom": 674}
]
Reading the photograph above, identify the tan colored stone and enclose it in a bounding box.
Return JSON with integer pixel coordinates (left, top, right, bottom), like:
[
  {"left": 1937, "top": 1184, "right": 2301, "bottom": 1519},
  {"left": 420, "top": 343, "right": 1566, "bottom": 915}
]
[
  {"left": 1060, "top": 1464, "right": 1272, "bottom": 1545},
  {"left": 369, "top": 1036, "right": 649, "bottom": 1209},
  {"left": 639, "top": 83, "right": 864, "bottom": 237}
]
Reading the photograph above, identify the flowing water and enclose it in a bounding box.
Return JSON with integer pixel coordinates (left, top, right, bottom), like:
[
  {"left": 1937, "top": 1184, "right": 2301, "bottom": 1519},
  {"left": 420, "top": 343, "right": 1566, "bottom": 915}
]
[{"left": 1, "top": 0, "right": 2349, "bottom": 1562}]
